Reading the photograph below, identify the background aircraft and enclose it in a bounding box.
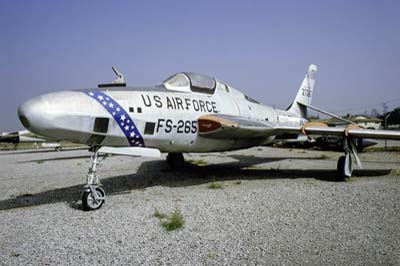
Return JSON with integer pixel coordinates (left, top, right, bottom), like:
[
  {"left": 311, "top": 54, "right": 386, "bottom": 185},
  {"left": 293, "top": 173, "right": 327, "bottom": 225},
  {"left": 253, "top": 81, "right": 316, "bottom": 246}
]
[
  {"left": 1, "top": 130, "right": 45, "bottom": 144},
  {"left": 0, "top": 129, "right": 62, "bottom": 151},
  {"left": 17, "top": 65, "right": 400, "bottom": 210}
]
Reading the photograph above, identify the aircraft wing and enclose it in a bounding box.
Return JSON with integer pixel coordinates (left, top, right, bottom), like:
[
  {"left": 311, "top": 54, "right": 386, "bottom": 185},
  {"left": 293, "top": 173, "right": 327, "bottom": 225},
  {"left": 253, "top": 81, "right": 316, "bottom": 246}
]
[
  {"left": 287, "top": 123, "right": 400, "bottom": 140},
  {"left": 198, "top": 115, "right": 277, "bottom": 139},
  {"left": 198, "top": 115, "right": 400, "bottom": 140}
]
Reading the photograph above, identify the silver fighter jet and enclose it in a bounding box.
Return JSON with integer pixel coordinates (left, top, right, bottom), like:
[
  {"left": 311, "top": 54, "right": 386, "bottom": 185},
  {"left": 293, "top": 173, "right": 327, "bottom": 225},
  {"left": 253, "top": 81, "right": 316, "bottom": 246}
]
[{"left": 18, "top": 65, "right": 400, "bottom": 210}]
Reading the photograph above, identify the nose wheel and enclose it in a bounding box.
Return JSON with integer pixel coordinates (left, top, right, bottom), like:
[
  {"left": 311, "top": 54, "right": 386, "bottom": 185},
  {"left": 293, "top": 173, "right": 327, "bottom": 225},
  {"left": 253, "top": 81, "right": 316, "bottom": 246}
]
[
  {"left": 82, "top": 185, "right": 105, "bottom": 211},
  {"left": 82, "top": 146, "right": 108, "bottom": 211}
]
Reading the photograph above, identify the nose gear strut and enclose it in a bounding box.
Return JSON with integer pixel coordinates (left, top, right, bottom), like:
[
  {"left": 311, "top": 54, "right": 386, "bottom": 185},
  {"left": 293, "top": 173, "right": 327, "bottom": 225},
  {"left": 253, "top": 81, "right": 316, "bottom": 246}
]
[{"left": 82, "top": 146, "right": 108, "bottom": 211}]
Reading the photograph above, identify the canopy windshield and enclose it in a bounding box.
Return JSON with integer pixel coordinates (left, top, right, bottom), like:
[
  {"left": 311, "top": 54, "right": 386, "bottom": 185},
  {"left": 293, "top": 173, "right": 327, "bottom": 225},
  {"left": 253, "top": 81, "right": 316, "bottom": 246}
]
[{"left": 163, "top": 72, "right": 216, "bottom": 94}]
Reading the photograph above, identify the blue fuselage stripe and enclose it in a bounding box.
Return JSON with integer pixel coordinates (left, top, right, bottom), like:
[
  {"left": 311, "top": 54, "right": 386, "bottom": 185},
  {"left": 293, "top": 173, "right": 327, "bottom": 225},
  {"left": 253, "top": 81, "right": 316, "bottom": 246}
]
[{"left": 85, "top": 91, "right": 145, "bottom": 147}]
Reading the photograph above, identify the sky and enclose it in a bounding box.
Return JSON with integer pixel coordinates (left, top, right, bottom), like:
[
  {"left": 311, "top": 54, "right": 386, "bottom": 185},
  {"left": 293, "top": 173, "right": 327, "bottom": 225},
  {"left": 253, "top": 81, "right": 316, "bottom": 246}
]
[{"left": 1, "top": 0, "right": 399, "bottom": 131}]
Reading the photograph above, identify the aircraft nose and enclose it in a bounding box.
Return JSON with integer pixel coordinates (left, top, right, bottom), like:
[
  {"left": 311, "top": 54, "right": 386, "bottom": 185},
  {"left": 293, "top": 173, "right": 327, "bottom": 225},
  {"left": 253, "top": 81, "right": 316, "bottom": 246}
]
[
  {"left": 18, "top": 90, "right": 109, "bottom": 142},
  {"left": 18, "top": 96, "right": 49, "bottom": 132}
]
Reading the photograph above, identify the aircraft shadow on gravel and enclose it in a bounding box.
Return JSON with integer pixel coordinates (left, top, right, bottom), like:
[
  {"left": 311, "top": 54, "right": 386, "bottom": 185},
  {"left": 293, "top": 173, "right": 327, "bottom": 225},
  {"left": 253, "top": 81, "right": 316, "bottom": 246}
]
[
  {"left": 17, "top": 155, "right": 92, "bottom": 163},
  {"left": 0, "top": 148, "right": 86, "bottom": 156},
  {"left": 0, "top": 155, "right": 392, "bottom": 211}
]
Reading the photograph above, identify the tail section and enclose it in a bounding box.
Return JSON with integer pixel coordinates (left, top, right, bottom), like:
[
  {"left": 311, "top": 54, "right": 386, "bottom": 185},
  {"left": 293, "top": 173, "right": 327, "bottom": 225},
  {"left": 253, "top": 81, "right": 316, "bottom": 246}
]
[{"left": 287, "top": 64, "right": 318, "bottom": 118}]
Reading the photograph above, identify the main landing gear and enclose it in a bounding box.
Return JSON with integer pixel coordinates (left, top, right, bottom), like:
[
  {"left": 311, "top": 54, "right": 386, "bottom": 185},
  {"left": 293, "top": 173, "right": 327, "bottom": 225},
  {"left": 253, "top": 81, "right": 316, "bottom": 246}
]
[
  {"left": 166, "top": 152, "right": 185, "bottom": 170},
  {"left": 336, "top": 137, "right": 362, "bottom": 181},
  {"left": 82, "top": 146, "right": 107, "bottom": 211},
  {"left": 336, "top": 154, "right": 352, "bottom": 181}
]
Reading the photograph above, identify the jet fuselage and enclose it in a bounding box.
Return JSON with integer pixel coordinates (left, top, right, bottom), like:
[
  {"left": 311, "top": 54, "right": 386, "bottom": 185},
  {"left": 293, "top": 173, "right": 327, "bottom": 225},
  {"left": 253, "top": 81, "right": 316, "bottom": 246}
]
[{"left": 18, "top": 81, "right": 305, "bottom": 152}]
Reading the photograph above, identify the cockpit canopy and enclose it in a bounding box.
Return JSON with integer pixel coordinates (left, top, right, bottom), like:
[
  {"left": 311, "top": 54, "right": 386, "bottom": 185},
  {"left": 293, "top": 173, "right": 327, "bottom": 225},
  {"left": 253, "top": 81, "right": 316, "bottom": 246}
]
[{"left": 162, "top": 72, "right": 216, "bottom": 94}]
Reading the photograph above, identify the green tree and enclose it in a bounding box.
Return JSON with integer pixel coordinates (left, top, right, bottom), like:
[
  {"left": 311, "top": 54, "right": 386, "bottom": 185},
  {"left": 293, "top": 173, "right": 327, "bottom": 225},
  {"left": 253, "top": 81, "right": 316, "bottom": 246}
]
[{"left": 387, "top": 108, "right": 400, "bottom": 125}]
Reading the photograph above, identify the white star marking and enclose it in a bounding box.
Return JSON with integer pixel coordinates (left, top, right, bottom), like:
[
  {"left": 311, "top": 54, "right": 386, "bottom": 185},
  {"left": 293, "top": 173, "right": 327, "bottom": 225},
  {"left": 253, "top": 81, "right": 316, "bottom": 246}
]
[
  {"left": 116, "top": 107, "right": 120, "bottom": 112},
  {"left": 120, "top": 114, "right": 126, "bottom": 121},
  {"left": 89, "top": 92, "right": 94, "bottom": 96},
  {"left": 98, "top": 95, "right": 104, "bottom": 101},
  {"left": 109, "top": 103, "right": 114, "bottom": 108}
]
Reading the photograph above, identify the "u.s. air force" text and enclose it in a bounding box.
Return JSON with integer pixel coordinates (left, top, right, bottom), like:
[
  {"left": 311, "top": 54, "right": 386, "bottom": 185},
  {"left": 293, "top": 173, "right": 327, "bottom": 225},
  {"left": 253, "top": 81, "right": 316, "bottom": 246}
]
[{"left": 141, "top": 94, "right": 218, "bottom": 113}]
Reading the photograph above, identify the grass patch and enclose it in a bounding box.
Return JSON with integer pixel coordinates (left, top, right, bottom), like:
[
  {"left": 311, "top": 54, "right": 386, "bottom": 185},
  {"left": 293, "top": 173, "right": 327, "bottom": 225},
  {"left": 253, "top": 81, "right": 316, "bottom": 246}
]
[
  {"left": 10, "top": 251, "right": 21, "bottom": 257},
  {"left": 186, "top": 159, "right": 208, "bottom": 166},
  {"left": 36, "top": 160, "right": 44, "bottom": 164},
  {"left": 207, "top": 251, "right": 217, "bottom": 259},
  {"left": 270, "top": 165, "right": 281, "bottom": 172},
  {"left": 304, "top": 179, "right": 317, "bottom": 185},
  {"left": 162, "top": 210, "right": 185, "bottom": 231},
  {"left": 208, "top": 181, "right": 224, "bottom": 189},
  {"left": 153, "top": 209, "right": 167, "bottom": 219},
  {"left": 154, "top": 209, "right": 185, "bottom": 231},
  {"left": 389, "top": 169, "right": 400, "bottom": 176},
  {"left": 234, "top": 180, "right": 242, "bottom": 185}
]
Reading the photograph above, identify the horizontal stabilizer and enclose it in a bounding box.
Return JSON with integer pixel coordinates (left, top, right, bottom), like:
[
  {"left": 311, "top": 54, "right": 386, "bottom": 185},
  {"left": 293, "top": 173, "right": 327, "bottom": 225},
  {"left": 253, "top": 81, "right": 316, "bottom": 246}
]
[
  {"left": 99, "top": 146, "right": 161, "bottom": 158},
  {"left": 303, "top": 104, "right": 359, "bottom": 126}
]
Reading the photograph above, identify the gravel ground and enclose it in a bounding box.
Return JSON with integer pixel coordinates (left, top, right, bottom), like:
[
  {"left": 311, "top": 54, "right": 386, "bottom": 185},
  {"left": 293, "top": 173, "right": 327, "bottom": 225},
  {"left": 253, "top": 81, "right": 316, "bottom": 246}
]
[{"left": 0, "top": 147, "right": 399, "bottom": 266}]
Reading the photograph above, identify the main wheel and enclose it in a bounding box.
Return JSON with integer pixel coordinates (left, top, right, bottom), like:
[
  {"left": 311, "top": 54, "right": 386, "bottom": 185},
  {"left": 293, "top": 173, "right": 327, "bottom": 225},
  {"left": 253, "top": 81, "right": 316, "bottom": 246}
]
[
  {"left": 82, "top": 187, "right": 105, "bottom": 211},
  {"left": 336, "top": 155, "right": 351, "bottom": 181},
  {"left": 166, "top": 152, "right": 185, "bottom": 170}
]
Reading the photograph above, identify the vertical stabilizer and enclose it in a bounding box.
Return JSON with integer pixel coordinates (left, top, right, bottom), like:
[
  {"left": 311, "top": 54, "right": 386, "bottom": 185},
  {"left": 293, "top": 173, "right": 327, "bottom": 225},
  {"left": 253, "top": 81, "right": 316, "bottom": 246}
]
[{"left": 287, "top": 64, "right": 318, "bottom": 118}]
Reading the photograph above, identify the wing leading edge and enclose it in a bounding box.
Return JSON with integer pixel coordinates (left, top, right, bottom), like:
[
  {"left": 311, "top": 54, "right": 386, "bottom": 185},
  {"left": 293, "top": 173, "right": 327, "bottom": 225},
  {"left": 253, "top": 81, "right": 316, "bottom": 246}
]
[
  {"left": 298, "top": 123, "right": 400, "bottom": 140},
  {"left": 198, "top": 114, "right": 277, "bottom": 139}
]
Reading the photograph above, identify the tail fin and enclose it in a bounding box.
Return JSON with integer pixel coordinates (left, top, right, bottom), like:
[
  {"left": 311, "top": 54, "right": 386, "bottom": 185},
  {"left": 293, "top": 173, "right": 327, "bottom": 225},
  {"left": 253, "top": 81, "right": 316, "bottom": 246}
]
[{"left": 287, "top": 64, "right": 318, "bottom": 118}]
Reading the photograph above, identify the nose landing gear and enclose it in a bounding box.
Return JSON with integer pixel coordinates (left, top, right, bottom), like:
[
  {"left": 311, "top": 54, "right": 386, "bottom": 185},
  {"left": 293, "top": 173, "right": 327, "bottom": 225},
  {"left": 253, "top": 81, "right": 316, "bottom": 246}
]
[
  {"left": 82, "top": 146, "right": 107, "bottom": 211},
  {"left": 82, "top": 186, "right": 105, "bottom": 210}
]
